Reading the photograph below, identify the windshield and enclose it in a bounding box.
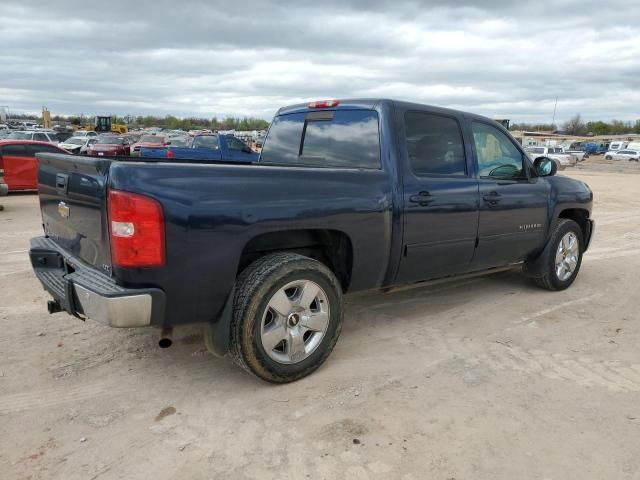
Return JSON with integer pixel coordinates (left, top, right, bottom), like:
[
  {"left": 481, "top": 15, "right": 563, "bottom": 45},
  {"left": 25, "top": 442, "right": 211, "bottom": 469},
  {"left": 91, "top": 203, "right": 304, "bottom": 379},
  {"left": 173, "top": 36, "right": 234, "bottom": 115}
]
[
  {"left": 192, "top": 136, "right": 219, "bottom": 150},
  {"left": 97, "top": 136, "right": 125, "bottom": 145},
  {"left": 8, "top": 132, "right": 30, "bottom": 139},
  {"left": 66, "top": 138, "right": 86, "bottom": 145},
  {"left": 140, "top": 135, "right": 165, "bottom": 143}
]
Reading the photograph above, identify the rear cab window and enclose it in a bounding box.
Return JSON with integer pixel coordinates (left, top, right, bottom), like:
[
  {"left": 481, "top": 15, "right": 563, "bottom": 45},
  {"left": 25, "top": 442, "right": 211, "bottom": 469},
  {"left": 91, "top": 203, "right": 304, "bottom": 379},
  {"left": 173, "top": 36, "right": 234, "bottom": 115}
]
[{"left": 260, "top": 109, "right": 380, "bottom": 169}]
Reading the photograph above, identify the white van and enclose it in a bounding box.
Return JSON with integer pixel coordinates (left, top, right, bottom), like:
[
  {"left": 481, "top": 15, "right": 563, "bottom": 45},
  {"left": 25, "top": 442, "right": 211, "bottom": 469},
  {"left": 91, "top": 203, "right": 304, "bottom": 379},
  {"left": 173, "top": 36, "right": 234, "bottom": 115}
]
[
  {"left": 626, "top": 142, "right": 640, "bottom": 151},
  {"left": 609, "top": 141, "right": 628, "bottom": 151}
]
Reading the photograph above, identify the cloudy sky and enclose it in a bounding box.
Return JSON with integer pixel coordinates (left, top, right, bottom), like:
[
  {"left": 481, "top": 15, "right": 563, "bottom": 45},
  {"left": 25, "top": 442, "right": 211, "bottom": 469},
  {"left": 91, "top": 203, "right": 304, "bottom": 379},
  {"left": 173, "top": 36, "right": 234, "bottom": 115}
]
[{"left": 1, "top": 0, "right": 639, "bottom": 124}]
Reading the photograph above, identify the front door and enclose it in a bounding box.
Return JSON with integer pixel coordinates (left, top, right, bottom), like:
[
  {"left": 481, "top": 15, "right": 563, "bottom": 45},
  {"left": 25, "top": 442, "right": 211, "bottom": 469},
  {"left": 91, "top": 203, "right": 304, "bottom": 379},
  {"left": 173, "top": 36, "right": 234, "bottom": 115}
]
[
  {"left": 470, "top": 120, "right": 550, "bottom": 270},
  {"left": 395, "top": 110, "right": 479, "bottom": 284}
]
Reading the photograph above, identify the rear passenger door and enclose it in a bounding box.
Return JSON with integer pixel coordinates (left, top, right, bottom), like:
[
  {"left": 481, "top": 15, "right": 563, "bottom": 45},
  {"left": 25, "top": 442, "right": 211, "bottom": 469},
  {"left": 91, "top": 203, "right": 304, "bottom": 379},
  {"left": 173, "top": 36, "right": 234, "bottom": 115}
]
[{"left": 395, "top": 110, "right": 479, "bottom": 283}]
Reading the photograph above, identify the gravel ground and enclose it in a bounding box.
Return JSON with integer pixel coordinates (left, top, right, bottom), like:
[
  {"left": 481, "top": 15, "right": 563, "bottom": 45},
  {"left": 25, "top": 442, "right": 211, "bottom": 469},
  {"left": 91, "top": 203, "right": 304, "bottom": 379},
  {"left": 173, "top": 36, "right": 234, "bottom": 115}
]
[{"left": 1, "top": 163, "right": 639, "bottom": 480}]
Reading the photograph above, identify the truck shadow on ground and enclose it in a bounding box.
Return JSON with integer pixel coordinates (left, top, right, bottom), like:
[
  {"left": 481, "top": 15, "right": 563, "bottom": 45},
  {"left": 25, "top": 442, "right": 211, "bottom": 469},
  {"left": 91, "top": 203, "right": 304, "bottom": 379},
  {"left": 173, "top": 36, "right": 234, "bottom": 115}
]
[{"left": 117, "top": 269, "right": 536, "bottom": 387}]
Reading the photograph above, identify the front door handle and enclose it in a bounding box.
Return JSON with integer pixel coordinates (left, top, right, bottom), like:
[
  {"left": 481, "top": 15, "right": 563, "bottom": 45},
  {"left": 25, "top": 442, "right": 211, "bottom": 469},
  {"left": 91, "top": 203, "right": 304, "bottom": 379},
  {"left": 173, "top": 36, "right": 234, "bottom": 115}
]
[
  {"left": 483, "top": 191, "right": 501, "bottom": 205},
  {"left": 409, "top": 191, "right": 435, "bottom": 206}
]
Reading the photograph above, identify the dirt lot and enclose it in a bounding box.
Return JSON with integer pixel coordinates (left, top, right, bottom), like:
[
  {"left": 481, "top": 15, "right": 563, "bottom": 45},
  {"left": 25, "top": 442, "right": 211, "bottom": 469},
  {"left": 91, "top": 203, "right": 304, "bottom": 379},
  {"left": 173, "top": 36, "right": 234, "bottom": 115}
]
[{"left": 1, "top": 161, "right": 640, "bottom": 480}]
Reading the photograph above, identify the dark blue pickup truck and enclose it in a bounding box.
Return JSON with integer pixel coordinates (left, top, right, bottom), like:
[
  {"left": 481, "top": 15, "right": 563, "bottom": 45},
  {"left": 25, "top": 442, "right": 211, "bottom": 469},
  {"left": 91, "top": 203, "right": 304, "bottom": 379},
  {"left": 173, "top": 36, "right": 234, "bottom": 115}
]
[
  {"left": 140, "top": 133, "right": 259, "bottom": 162},
  {"left": 29, "top": 99, "right": 594, "bottom": 383}
]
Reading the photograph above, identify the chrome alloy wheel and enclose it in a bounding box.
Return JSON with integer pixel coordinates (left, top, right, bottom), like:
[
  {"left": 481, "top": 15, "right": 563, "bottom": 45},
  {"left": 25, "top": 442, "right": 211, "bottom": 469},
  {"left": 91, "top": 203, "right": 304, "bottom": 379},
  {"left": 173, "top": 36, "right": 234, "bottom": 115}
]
[
  {"left": 555, "top": 232, "right": 579, "bottom": 281},
  {"left": 260, "top": 280, "right": 330, "bottom": 364}
]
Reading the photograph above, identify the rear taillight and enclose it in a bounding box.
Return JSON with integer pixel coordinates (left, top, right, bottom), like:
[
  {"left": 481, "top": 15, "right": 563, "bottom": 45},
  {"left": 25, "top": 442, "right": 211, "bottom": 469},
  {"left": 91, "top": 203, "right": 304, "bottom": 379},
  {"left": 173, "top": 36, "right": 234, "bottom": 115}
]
[
  {"left": 308, "top": 99, "right": 339, "bottom": 108},
  {"left": 166, "top": 150, "right": 174, "bottom": 159},
  {"left": 108, "top": 189, "right": 165, "bottom": 268}
]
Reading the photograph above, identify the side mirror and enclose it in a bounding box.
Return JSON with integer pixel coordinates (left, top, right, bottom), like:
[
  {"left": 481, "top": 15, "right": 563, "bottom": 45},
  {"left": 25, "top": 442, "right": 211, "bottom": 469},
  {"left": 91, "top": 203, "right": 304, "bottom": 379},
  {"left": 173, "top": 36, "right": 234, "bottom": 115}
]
[
  {"left": 534, "top": 157, "right": 557, "bottom": 177},
  {"left": 166, "top": 141, "right": 171, "bottom": 145}
]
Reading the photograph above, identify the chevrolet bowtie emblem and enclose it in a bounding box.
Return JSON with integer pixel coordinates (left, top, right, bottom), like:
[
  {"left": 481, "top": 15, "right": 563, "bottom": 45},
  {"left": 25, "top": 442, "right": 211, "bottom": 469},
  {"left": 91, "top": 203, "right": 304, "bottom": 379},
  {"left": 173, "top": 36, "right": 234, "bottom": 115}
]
[{"left": 57, "top": 201, "right": 70, "bottom": 219}]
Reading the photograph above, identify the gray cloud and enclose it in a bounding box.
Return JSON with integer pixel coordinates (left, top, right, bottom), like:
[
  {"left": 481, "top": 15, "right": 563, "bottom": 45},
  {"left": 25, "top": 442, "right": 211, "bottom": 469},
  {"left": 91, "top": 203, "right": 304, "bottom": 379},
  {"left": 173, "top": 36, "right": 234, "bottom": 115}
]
[{"left": 1, "top": 0, "right": 639, "bottom": 123}]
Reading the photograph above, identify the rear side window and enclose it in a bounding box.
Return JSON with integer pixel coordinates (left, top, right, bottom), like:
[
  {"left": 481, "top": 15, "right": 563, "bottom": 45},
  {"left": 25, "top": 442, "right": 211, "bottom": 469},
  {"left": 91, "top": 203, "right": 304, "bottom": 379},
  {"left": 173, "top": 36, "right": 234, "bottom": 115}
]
[
  {"left": 260, "top": 110, "right": 380, "bottom": 169},
  {"left": 227, "top": 136, "right": 248, "bottom": 152},
  {"left": 404, "top": 112, "right": 466, "bottom": 176},
  {"left": 193, "top": 136, "right": 219, "bottom": 150},
  {"left": 0, "top": 144, "right": 30, "bottom": 156},
  {"left": 28, "top": 144, "right": 64, "bottom": 155}
]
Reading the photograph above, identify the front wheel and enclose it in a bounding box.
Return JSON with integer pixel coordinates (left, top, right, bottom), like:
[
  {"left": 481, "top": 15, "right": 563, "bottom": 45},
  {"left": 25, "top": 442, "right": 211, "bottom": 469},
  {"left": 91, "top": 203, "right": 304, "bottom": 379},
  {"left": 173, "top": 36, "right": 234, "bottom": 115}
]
[
  {"left": 527, "top": 219, "right": 584, "bottom": 291},
  {"left": 605, "top": 155, "right": 613, "bottom": 160},
  {"left": 230, "top": 253, "right": 343, "bottom": 383}
]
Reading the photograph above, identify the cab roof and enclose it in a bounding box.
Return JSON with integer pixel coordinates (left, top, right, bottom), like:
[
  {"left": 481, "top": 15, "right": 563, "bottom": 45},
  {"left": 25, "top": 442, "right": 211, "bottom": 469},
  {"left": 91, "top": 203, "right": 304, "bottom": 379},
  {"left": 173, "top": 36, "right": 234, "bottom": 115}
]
[{"left": 276, "top": 98, "right": 491, "bottom": 124}]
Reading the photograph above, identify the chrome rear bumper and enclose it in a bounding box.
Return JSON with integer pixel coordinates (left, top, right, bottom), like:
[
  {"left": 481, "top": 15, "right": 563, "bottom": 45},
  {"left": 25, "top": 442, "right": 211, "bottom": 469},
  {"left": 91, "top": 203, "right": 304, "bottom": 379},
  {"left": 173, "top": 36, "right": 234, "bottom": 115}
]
[{"left": 29, "top": 236, "right": 165, "bottom": 327}]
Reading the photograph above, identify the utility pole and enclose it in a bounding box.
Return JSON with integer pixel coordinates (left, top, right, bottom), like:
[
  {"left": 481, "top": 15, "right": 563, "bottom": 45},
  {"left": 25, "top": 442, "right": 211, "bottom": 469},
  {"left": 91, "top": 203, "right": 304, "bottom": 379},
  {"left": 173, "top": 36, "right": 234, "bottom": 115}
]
[{"left": 551, "top": 96, "right": 558, "bottom": 130}]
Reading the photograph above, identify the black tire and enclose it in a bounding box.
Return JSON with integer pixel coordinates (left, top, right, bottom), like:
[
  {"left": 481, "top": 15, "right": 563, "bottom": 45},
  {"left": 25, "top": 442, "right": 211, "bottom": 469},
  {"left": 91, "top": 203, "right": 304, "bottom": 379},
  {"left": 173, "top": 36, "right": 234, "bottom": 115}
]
[
  {"left": 528, "top": 219, "right": 584, "bottom": 291},
  {"left": 230, "top": 252, "right": 343, "bottom": 383},
  {"left": 605, "top": 155, "right": 612, "bottom": 160}
]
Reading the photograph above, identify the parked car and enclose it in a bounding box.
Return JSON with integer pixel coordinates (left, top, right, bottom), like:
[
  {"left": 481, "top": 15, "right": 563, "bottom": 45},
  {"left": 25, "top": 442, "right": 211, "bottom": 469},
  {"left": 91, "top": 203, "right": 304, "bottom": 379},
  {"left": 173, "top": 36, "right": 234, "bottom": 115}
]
[
  {"left": 58, "top": 136, "right": 98, "bottom": 155},
  {"left": 130, "top": 134, "right": 170, "bottom": 156},
  {"left": 0, "top": 140, "right": 69, "bottom": 191},
  {"left": 604, "top": 150, "right": 640, "bottom": 161},
  {"left": 140, "top": 133, "right": 258, "bottom": 162},
  {"left": 560, "top": 147, "right": 588, "bottom": 162},
  {"left": 524, "top": 146, "right": 576, "bottom": 169},
  {"left": 608, "top": 141, "right": 628, "bottom": 151},
  {"left": 6, "top": 130, "right": 59, "bottom": 143},
  {"left": 56, "top": 132, "right": 74, "bottom": 142},
  {"left": 29, "top": 98, "right": 594, "bottom": 383},
  {"left": 87, "top": 135, "right": 132, "bottom": 156},
  {"left": 71, "top": 131, "right": 99, "bottom": 138}
]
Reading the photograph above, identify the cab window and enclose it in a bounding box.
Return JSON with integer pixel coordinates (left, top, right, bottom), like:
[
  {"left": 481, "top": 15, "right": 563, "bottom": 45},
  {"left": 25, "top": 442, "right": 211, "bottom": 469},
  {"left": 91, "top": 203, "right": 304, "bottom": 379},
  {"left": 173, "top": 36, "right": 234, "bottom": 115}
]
[
  {"left": 261, "top": 110, "right": 381, "bottom": 169},
  {"left": 0, "top": 144, "right": 29, "bottom": 156},
  {"left": 472, "top": 122, "right": 525, "bottom": 179},
  {"left": 404, "top": 112, "right": 466, "bottom": 176},
  {"left": 227, "top": 136, "right": 249, "bottom": 152}
]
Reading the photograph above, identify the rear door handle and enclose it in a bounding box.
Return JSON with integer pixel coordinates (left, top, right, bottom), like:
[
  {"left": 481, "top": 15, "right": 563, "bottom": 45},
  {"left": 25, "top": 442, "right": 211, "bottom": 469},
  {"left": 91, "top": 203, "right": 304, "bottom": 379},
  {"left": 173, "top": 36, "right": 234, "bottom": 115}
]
[
  {"left": 409, "top": 191, "right": 435, "bottom": 206},
  {"left": 483, "top": 191, "right": 501, "bottom": 205}
]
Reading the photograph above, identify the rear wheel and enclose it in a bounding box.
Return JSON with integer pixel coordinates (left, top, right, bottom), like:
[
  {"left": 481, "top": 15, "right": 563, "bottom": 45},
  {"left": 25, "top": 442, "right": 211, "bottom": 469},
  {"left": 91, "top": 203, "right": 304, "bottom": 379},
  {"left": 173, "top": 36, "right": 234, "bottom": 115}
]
[
  {"left": 230, "top": 253, "right": 343, "bottom": 383},
  {"left": 605, "top": 155, "right": 612, "bottom": 160},
  {"left": 528, "top": 219, "right": 584, "bottom": 291}
]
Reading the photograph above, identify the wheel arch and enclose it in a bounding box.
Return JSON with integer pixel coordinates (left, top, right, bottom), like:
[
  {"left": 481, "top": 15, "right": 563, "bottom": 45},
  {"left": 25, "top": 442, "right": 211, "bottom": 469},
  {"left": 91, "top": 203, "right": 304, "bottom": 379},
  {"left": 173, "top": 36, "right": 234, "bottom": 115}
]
[
  {"left": 557, "top": 208, "right": 590, "bottom": 243},
  {"left": 236, "top": 229, "right": 354, "bottom": 293}
]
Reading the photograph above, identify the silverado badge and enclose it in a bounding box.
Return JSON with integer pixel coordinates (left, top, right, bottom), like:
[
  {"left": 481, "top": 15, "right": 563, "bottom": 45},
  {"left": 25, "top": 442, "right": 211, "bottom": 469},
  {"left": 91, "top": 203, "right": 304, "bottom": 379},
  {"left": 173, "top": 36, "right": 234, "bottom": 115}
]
[{"left": 57, "top": 201, "right": 70, "bottom": 219}]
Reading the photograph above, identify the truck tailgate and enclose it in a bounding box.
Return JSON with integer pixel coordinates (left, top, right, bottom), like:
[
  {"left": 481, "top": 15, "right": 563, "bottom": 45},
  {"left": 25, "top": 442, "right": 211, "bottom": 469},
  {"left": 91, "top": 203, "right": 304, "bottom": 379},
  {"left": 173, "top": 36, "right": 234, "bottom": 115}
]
[{"left": 37, "top": 153, "right": 113, "bottom": 272}]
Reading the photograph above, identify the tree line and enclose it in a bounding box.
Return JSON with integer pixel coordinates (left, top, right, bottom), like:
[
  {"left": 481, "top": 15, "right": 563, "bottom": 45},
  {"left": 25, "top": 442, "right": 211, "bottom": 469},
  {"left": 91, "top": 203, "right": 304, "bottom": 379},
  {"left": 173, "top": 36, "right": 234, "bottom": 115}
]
[
  {"left": 511, "top": 114, "right": 640, "bottom": 136},
  {"left": 73, "top": 115, "right": 270, "bottom": 131},
  {"left": 7, "top": 113, "right": 270, "bottom": 131}
]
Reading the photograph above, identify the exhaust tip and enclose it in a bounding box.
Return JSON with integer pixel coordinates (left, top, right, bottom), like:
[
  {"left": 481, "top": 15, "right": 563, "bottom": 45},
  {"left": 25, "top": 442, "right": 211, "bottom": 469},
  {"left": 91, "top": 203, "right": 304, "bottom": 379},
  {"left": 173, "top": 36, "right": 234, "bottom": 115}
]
[{"left": 158, "top": 327, "right": 173, "bottom": 348}]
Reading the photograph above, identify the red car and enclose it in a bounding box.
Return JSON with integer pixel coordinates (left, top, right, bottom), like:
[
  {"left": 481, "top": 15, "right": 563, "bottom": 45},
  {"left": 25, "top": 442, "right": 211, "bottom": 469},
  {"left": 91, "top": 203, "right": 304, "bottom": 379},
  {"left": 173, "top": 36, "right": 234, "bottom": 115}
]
[
  {"left": 87, "top": 135, "right": 132, "bottom": 156},
  {"left": 0, "top": 140, "right": 69, "bottom": 191},
  {"left": 130, "top": 134, "right": 169, "bottom": 156}
]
